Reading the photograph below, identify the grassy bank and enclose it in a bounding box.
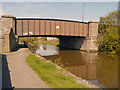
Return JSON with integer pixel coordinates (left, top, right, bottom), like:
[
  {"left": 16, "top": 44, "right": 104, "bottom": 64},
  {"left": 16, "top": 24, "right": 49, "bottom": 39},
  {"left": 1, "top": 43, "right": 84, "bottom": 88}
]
[
  {"left": 19, "top": 37, "right": 59, "bottom": 46},
  {"left": 39, "top": 40, "right": 59, "bottom": 46},
  {"left": 26, "top": 54, "right": 87, "bottom": 88}
]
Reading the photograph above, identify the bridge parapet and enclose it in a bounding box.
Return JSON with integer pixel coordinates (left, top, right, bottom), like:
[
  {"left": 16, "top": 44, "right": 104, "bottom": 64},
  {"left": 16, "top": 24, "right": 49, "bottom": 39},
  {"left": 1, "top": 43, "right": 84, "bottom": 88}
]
[{"left": 16, "top": 18, "right": 89, "bottom": 37}]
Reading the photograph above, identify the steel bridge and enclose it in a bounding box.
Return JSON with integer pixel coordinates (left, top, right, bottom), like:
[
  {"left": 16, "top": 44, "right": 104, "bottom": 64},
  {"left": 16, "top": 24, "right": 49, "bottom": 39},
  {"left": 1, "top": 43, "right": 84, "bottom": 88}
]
[{"left": 16, "top": 18, "right": 89, "bottom": 37}]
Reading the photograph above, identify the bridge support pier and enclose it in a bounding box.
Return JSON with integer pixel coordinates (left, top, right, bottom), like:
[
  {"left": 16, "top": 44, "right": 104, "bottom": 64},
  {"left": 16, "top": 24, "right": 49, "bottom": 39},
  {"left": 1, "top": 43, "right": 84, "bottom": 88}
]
[
  {"left": 0, "top": 15, "right": 18, "bottom": 52},
  {"left": 59, "top": 20, "right": 98, "bottom": 52}
]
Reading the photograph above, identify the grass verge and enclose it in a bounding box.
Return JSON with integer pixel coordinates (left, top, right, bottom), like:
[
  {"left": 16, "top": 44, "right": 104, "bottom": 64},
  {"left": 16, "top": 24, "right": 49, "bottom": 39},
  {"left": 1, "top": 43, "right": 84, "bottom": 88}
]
[
  {"left": 26, "top": 54, "right": 88, "bottom": 88},
  {"left": 39, "top": 40, "right": 59, "bottom": 46}
]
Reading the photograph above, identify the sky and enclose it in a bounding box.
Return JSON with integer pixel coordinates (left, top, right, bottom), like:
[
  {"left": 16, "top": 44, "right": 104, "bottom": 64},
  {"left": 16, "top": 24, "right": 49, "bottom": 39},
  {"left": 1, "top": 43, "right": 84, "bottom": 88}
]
[{"left": 0, "top": 1, "right": 119, "bottom": 22}]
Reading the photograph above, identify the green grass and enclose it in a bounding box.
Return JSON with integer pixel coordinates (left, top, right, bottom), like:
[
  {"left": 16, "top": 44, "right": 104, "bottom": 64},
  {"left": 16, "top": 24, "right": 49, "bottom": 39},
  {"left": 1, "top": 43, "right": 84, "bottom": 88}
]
[
  {"left": 26, "top": 54, "right": 88, "bottom": 88},
  {"left": 39, "top": 41, "right": 59, "bottom": 46},
  {"left": 19, "top": 38, "right": 59, "bottom": 46}
]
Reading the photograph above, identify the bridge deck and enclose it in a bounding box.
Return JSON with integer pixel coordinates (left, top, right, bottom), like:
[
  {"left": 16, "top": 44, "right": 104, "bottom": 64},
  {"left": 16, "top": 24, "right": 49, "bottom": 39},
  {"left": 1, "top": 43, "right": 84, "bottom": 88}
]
[{"left": 16, "top": 18, "right": 89, "bottom": 37}]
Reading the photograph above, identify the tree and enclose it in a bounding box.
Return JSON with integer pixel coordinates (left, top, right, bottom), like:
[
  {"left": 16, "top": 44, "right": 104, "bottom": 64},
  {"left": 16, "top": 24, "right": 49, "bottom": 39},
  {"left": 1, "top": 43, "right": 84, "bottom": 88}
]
[
  {"left": 98, "top": 10, "right": 120, "bottom": 55},
  {"left": 19, "top": 37, "right": 40, "bottom": 53},
  {"left": 99, "top": 10, "right": 118, "bottom": 33},
  {"left": 99, "top": 10, "right": 118, "bottom": 25}
]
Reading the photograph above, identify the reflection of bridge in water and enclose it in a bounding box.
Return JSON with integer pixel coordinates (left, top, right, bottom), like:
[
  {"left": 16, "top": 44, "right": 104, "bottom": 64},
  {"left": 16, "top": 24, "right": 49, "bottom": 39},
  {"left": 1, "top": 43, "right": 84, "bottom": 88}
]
[
  {"left": 44, "top": 49, "right": 118, "bottom": 88},
  {"left": 36, "top": 44, "right": 59, "bottom": 56},
  {"left": 46, "top": 51, "right": 97, "bottom": 80}
]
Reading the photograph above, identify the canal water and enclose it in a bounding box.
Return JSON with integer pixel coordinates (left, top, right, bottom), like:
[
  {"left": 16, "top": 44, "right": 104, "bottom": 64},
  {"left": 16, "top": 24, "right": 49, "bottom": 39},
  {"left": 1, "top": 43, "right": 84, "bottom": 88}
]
[{"left": 36, "top": 44, "right": 118, "bottom": 88}]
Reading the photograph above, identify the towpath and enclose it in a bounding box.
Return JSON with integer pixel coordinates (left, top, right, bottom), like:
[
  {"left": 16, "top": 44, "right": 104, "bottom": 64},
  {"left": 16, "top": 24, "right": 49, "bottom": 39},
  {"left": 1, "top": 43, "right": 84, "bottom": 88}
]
[{"left": 4, "top": 48, "right": 49, "bottom": 88}]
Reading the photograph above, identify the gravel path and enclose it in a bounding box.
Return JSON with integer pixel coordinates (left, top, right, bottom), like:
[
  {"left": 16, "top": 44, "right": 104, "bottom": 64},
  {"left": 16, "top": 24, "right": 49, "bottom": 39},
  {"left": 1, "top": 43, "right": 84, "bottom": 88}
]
[{"left": 6, "top": 48, "right": 49, "bottom": 88}]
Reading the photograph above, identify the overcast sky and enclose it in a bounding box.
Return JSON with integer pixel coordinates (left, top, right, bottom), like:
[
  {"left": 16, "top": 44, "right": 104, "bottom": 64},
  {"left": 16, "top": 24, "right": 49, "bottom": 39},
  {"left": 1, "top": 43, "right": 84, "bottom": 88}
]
[{"left": 1, "top": 2, "right": 118, "bottom": 22}]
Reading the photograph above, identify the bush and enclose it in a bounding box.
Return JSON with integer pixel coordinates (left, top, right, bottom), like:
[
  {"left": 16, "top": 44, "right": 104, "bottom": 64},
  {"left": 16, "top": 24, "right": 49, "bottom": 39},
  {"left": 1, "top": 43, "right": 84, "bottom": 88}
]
[
  {"left": 98, "top": 10, "right": 120, "bottom": 55},
  {"left": 98, "top": 26, "right": 120, "bottom": 54}
]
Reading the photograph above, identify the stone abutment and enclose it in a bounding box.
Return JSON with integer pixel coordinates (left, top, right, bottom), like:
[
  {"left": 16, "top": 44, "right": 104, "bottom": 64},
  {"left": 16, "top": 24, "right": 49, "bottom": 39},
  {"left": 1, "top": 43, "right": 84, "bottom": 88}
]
[{"left": 0, "top": 15, "right": 18, "bottom": 52}]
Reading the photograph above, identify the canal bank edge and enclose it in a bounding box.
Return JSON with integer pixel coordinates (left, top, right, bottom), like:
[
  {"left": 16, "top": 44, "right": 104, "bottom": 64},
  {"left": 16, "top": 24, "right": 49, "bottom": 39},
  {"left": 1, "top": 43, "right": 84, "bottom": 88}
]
[{"left": 31, "top": 51, "right": 101, "bottom": 88}]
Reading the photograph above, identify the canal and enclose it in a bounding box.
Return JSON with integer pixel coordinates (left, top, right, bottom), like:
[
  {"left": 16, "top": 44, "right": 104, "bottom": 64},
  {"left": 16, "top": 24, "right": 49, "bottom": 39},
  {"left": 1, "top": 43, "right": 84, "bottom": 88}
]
[{"left": 36, "top": 44, "right": 118, "bottom": 88}]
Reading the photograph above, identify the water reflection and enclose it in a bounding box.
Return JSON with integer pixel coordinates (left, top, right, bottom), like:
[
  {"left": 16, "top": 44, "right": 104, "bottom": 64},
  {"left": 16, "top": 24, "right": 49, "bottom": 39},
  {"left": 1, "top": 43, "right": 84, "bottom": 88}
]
[
  {"left": 36, "top": 44, "right": 59, "bottom": 56},
  {"left": 36, "top": 44, "right": 118, "bottom": 88}
]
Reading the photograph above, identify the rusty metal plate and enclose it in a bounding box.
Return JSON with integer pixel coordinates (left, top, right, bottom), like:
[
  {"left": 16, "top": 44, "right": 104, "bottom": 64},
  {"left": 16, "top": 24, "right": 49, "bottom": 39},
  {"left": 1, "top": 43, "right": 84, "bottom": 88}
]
[
  {"left": 40, "top": 20, "right": 45, "bottom": 35},
  {"left": 16, "top": 20, "right": 22, "bottom": 36},
  {"left": 35, "top": 20, "right": 39, "bottom": 35},
  {"left": 75, "top": 23, "right": 79, "bottom": 36},
  {"left": 70, "top": 22, "right": 75, "bottom": 36},
  {"left": 60, "top": 21, "right": 65, "bottom": 35},
  {"left": 51, "top": 21, "right": 56, "bottom": 35},
  {"left": 55, "top": 21, "right": 60, "bottom": 35},
  {"left": 46, "top": 20, "right": 51, "bottom": 35},
  {"left": 29, "top": 20, "right": 34, "bottom": 35},
  {"left": 78, "top": 23, "right": 83, "bottom": 36},
  {"left": 23, "top": 20, "right": 28, "bottom": 36},
  {"left": 65, "top": 22, "right": 69, "bottom": 36}
]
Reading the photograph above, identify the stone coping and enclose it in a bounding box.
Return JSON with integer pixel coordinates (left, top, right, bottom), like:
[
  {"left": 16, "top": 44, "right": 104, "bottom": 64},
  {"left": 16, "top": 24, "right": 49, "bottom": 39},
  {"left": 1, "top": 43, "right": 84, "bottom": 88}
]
[
  {"left": 89, "top": 20, "right": 98, "bottom": 23},
  {"left": 1, "top": 15, "right": 16, "bottom": 18}
]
